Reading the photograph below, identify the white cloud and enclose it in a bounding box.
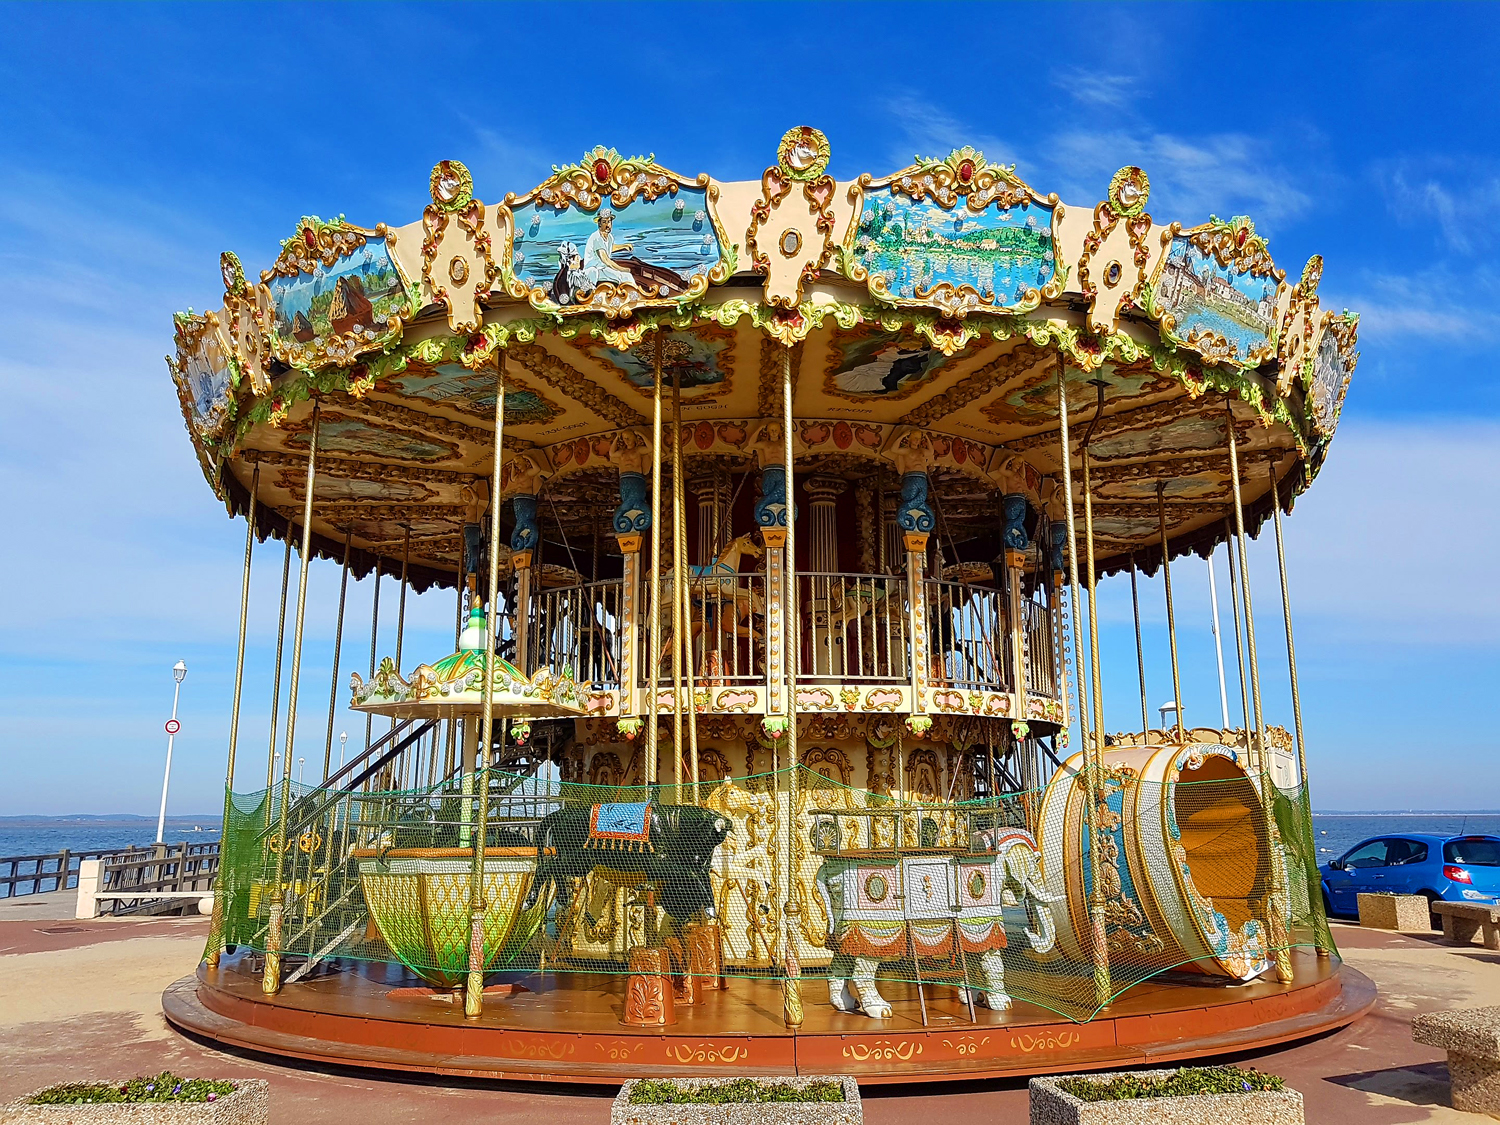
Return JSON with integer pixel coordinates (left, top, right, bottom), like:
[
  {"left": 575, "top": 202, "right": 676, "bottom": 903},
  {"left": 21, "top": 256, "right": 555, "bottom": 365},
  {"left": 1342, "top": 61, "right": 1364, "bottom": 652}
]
[
  {"left": 1381, "top": 157, "right": 1500, "bottom": 255},
  {"left": 1053, "top": 70, "right": 1137, "bottom": 109}
]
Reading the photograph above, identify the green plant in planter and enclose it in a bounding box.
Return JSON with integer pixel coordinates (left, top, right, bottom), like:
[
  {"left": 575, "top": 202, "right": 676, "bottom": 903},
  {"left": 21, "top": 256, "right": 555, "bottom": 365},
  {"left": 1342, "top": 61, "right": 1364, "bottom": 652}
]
[
  {"left": 629, "top": 1080, "right": 844, "bottom": 1105},
  {"left": 1058, "top": 1066, "right": 1285, "bottom": 1102},
  {"left": 29, "top": 1073, "right": 237, "bottom": 1105}
]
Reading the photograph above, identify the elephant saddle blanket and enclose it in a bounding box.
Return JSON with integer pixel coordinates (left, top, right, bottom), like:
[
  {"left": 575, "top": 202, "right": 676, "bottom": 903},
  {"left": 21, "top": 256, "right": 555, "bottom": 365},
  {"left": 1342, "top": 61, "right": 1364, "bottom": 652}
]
[{"left": 586, "top": 802, "right": 654, "bottom": 852}]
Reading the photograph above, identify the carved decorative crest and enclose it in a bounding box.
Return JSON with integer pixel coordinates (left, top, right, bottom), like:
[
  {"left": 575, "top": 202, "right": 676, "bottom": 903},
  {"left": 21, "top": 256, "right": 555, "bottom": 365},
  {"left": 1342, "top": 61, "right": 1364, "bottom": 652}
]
[{"left": 168, "top": 309, "right": 239, "bottom": 444}]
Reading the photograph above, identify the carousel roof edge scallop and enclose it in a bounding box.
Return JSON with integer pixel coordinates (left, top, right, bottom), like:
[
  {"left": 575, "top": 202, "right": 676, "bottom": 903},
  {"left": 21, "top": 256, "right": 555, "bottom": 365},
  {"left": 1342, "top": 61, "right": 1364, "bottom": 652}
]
[{"left": 168, "top": 128, "right": 1358, "bottom": 592}]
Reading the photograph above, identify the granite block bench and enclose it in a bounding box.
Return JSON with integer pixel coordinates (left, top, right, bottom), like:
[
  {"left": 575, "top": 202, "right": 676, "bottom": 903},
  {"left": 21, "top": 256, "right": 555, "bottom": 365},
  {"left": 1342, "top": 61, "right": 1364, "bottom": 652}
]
[
  {"left": 1432, "top": 901, "right": 1500, "bottom": 949},
  {"left": 1413, "top": 1006, "right": 1500, "bottom": 1113}
]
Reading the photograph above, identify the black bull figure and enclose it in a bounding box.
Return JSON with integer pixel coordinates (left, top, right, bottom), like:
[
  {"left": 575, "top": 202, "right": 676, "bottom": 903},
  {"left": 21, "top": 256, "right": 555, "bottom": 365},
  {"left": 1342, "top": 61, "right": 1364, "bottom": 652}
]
[{"left": 523, "top": 805, "right": 732, "bottom": 923}]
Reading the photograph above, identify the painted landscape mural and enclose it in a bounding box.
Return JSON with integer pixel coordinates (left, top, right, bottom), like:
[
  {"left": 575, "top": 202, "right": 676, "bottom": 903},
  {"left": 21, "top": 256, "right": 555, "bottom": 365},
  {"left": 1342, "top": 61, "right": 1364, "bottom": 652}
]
[
  {"left": 384, "top": 363, "right": 558, "bottom": 424},
  {"left": 586, "top": 329, "right": 731, "bottom": 394},
  {"left": 268, "top": 241, "right": 407, "bottom": 346},
  {"left": 849, "top": 191, "right": 1058, "bottom": 308},
  {"left": 510, "top": 186, "right": 722, "bottom": 308},
  {"left": 1154, "top": 237, "right": 1278, "bottom": 363},
  {"left": 179, "top": 328, "right": 234, "bottom": 434}
]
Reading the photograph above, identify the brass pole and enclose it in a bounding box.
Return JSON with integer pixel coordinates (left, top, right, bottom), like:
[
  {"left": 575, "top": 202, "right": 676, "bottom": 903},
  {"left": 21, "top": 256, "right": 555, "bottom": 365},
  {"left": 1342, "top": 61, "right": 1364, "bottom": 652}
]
[
  {"left": 1156, "top": 484, "right": 1185, "bottom": 743},
  {"left": 1082, "top": 455, "right": 1104, "bottom": 748},
  {"left": 322, "top": 529, "right": 351, "bottom": 781},
  {"left": 265, "top": 538, "right": 292, "bottom": 805},
  {"left": 671, "top": 350, "right": 700, "bottom": 803},
  {"left": 1224, "top": 517, "right": 1252, "bottom": 733},
  {"left": 263, "top": 404, "right": 320, "bottom": 994},
  {"left": 670, "top": 346, "right": 686, "bottom": 806},
  {"left": 647, "top": 331, "right": 664, "bottom": 791},
  {"left": 364, "top": 559, "right": 381, "bottom": 755},
  {"left": 207, "top": 463, "right": 258, "bottom": 967},
  {"left": 465, "top": 350, "right": 507, "bottom": 1019},
  {"left": 1128, "top": 554, "right": 1148, "bottom": 742},
  {"left": 1268, "top": 463, "right": 1325, "bottom": 956},
  {"left": 780, "top": 343, "right": 804, "bottom": 1029},
  {"left": 1056, "top": 356, "right": 1110, "bottom": 1007},
  {"left": 1225, "top": 401, "right": 1291, "bottom": 983},
  {"left": 1267, "top": 466, "right": 1309, "bottom": 790},
  {"left": 395, "top": 526, "right": 410, "bottom": 671}
]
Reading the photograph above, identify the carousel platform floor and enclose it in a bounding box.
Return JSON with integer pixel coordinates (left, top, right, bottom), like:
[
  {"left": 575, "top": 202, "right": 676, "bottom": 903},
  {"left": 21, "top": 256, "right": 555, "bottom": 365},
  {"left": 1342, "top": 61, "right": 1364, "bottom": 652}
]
[{"left": 163, "top": 950, "right": 1375, "bottom": 1083}]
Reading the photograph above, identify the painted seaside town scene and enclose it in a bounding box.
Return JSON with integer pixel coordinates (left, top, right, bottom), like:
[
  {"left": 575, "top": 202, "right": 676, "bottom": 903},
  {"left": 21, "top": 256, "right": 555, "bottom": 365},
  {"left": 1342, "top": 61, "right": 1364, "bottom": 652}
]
[{"left": 4, "top": 5, "right": 1499, "bottom": 1125}]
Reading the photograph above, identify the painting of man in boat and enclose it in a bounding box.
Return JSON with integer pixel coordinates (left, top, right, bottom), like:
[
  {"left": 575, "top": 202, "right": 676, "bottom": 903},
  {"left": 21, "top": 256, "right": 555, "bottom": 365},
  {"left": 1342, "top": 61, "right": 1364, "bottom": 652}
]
[
  {"left": 268, "top": 241, "right": 407, "bottom": 349},
  {"left": 510, "top": 186, "right": 723, "bottom": 309}
]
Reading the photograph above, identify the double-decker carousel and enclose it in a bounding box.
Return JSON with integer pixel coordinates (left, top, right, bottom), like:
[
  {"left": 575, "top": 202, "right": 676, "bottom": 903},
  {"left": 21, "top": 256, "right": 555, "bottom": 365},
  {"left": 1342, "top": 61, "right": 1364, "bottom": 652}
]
[{"left": 162, "top": 127, "right": 1372, "bottom": 1083}]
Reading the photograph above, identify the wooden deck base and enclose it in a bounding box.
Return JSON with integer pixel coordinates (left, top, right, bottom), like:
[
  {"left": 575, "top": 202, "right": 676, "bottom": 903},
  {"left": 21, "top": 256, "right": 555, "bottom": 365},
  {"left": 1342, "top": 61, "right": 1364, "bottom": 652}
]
[{"left": 163, "top": 951, "right": 1374, "bottom": 1084}]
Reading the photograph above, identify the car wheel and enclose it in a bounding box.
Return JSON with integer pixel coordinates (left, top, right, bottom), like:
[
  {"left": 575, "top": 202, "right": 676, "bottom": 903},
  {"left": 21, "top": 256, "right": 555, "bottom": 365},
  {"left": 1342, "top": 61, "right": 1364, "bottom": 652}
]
[{"left": 1321, "top": 889, "right": 1335, "bottom": 917}]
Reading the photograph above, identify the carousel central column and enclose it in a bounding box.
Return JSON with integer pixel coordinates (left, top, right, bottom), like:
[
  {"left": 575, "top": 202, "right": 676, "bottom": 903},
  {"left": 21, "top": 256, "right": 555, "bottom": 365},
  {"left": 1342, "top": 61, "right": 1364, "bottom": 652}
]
[
  {"left": 805, "top": 477, "right": 846, "bottom": 675},
  {"left": 464, "top": 349, "right": 507, "bottom": 1020},
  {"left": 777, "top": 343, "right": 803, "bottom": 1030}
]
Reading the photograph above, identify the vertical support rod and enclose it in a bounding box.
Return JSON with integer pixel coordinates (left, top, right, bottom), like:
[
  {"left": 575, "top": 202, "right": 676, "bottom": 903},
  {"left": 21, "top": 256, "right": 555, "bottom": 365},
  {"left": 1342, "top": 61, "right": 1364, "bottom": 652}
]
[
  {"left": 780, "top": 343, "right": 803, "bottom": 1029},
  {"left": 1223, "top": 518, "right": 1252, "bottom": 733},
  {"left": 1056, "top": 357, "right": 1110, "bottom": 1007},
  {"left": 647, "top": 331, "right": 664, "bottom": 790},
  {"left": 1128, "top": 554, "right": 1148, "bottom": 742},
  {"left": 465, "top": 351, "right": 507, "bottom": 1019},
  {"left": 671, "top": 351, "right": 700, "bottom": 803},
  {"left": 265, "top": 538, "right": 293, "bottom": 805},
  {"left": 322, "top": 529, "right": 351, "bottom": 781},
  {"left": 207, "top": 463, "right": 258, "bottom": 967},
  {"left": 263, "top": 404, "right": 320, "bottom": 994},
  {"left": 1225, "top": 401, "right": 1291, "bottom": 983},
  {"left": 364, "top": 559, "right": 382, "bottom": 755},
  {"left": 1082, "top": 454, "right": 1104, "bottom": 749},
  {"left": 670, "top": 350, "right": 686, "bottom": 806},
  {"left": 1156, "top": 484, "right": 1185, "bottom": 743},
  {"left": 1207, "top": 552, "right": 1231, "bottom": 729}
]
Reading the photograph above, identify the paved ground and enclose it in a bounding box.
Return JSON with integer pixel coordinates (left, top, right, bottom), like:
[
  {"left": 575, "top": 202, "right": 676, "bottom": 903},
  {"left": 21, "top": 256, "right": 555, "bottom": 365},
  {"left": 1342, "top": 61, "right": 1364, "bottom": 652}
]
[{"left": 0, "top": 901, "right": 1495, "bottom": 1124}]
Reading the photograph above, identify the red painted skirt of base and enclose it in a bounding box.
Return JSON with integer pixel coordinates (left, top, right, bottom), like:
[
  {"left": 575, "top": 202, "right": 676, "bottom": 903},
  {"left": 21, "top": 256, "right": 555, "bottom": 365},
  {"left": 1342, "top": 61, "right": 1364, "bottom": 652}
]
[{"left": 163, "top": 950, "right": 1373, "bottom": 1084}]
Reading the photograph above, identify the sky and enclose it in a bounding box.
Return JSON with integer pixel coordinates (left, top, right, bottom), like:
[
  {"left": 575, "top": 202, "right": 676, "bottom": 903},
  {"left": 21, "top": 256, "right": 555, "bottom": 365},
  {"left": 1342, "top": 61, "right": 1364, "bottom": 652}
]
[{"left": 1, "top": 2, "right": 1497, "bottom": 815}]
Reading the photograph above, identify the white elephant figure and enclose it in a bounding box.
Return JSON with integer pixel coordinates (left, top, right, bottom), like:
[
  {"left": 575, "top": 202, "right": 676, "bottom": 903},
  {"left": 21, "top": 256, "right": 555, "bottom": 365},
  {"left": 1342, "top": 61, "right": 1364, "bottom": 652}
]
[{"left": 814, "top": 829, "right": 1060, "bottom": 1019}]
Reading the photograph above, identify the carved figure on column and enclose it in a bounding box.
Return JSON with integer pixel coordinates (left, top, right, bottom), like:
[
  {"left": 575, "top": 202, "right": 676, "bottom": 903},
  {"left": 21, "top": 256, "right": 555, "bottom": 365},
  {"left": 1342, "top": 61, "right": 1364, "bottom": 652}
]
[
  {"left": 757, "top": 464, "right": 790, "bottom": 530},
  {"left": 897, "top": 472, "right": 934, "bottom": 534},
  {"left": 1002, "top": 494, "right": 1031, "bottom": 550},
  {"left": 511, "top": 493, "right": 538, "bottom": 553}
]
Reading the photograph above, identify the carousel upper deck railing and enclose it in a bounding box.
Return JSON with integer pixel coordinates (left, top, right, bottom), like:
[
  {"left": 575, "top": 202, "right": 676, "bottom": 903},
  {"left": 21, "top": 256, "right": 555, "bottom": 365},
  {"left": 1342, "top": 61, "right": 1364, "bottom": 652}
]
[
  {"left": 801, "top": 571, "right": 910, "bottom": 683},
  {"left": 523, "top": 577, "right": 625, "bottom": 689}
]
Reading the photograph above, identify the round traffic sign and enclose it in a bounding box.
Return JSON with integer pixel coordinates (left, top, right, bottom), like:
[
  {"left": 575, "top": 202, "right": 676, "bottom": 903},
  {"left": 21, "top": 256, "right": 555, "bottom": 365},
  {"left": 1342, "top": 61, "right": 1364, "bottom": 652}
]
[{"left": 165, "top": 719, "right": 181, "bottom": 735}]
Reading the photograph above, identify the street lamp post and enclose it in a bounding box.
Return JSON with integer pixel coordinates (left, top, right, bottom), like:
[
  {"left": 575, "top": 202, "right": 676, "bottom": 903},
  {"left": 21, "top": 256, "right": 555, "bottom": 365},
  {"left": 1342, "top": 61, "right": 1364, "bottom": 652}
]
[
  {"left": 339, "top": 731, "right": 348, "bottom": 769},
  {"left": 156, "top": 660, "right": 188, "bottom": 845},
  {"left": 297, "top": 757, "right": 305, "bottom": 788}
]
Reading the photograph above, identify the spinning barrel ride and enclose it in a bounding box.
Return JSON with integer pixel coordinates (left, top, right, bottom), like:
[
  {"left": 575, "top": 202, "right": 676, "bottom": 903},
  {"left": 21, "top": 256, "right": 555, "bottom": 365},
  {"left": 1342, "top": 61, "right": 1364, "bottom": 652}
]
[{"left": 162, "top": 128, "right": 1370, "bottom": 1082}]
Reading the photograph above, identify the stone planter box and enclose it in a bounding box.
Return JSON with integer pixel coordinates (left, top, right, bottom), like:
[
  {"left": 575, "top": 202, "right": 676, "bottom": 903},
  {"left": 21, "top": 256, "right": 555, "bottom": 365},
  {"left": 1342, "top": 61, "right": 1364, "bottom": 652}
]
[
  {"left": 1029, "top": 1070, "right": 1303, "bottom": 1125},
  {"left": 0, "top": 1081, "right": 267, "bottom": 1125},
  {"left": 612, "top": 1077, "right": 860, "bottom": 1125},
  {"left": 1357, "top": 892, "right": 1431, "bottom": 932}
]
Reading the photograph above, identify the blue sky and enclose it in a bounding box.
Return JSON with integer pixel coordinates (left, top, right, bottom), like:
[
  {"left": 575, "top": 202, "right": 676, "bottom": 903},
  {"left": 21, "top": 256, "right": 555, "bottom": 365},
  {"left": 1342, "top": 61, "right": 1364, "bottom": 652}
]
[{"left": 2, "top": 2, "right": 1497, "bottom": 815}]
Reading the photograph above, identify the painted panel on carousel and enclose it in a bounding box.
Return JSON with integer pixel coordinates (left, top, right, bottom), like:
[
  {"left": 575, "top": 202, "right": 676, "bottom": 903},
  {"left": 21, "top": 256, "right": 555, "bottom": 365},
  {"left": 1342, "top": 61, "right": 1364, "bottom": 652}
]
[
  {"left": 980, "top": 357, "right": 1176, "bottom": 427},
  {"left": 382, "top": 362, "right": 563, "bottom": 424},
  {"left": 263, "top": 219, "right": 416, "bottom": 370},
  {"left": 169, "top": 310, "right": 238, "bottom": 443},
  {"left": 1144, "top": 215, "right": 1284, "bottom": 369},
  {"left": 504, "top": 148, "right": 732, "bottom": 319},
  {"left": 284, "top": 411, "right": 462, "bottom": 463},
  {"left": 1085, "top": 410, "right": 1230, "bottom": 463},
  {"left": 844, "top": 148, "right": 1064, "bottom": 319},
  {"left": 822, "top": 328, "right": 949, "bottom": 401},
  {"left": 1309, "top": 312, "right": 1357, "bottom": 440},
  {"left": 584, "top": 325, "right": 736, "bottom": 400},
  {"left": 275, "top": 470, "right": 436, "bottom": 505}
]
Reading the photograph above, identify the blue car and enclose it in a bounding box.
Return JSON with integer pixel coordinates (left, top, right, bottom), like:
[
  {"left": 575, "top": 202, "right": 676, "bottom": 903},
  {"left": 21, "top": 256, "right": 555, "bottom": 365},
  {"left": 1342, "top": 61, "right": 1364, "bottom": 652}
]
[{"left": 1320, "top": 833, "right": 1500, "bottom": 924}]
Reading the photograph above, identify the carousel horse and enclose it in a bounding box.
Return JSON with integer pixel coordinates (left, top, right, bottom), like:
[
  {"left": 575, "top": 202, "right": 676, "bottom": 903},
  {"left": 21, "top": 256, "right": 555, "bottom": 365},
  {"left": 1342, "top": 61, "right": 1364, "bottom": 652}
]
[{"left": 652, "top": 532, "right": 764, "bottom": 673}]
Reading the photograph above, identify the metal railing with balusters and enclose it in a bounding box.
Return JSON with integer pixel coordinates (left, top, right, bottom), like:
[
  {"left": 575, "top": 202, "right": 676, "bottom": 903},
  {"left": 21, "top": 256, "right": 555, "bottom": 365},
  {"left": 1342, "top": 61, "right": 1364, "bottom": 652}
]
[
  {"left": 924, "top": 577, "right": 1013, "bottom": 694},
  {"left": 1023, "top": 597, "right": 1057, "bottom": 698},
  {"left": 640, "top": 570, "right": 767, "bottom": 687},
  {"left": 800, "top": 572, "right": 910, "bottom": 682},
  {"left": 524, "top": 578, "right": 625, "bottom": 688}
]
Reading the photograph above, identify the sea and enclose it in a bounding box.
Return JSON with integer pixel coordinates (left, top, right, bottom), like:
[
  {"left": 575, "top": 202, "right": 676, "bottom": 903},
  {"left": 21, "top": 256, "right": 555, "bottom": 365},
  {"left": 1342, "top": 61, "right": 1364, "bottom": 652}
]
[
  {"left": 0, "top": 817, "right": 221, "bottom": 897},
  {"left": 1310, "top": 813, "right": 1500, "bottom": 862}
]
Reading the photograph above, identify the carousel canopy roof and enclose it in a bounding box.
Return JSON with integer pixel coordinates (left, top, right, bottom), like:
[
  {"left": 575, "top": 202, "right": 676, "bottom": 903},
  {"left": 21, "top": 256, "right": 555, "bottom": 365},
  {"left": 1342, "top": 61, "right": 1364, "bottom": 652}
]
[{"left": 169, "top": 128, "right": 1358, "bottom": 588}]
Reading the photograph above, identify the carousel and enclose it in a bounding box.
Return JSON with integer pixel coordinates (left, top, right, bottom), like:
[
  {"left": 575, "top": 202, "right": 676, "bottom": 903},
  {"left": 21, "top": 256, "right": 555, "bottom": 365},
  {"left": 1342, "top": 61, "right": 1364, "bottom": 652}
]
[{"left": 161, "top": 127, "right": 1371, "bottom": 1083}]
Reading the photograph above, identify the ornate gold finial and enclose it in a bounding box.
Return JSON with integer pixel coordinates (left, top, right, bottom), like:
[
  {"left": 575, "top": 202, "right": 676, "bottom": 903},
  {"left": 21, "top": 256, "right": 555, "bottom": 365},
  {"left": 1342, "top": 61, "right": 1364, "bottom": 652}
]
[
  {"left": 429, "top": 159, "right": 474, "bottom": 211},
  {"left": 777, "top": 126, "right": 830, "bottom": 182},
  {"left": 1108, "top": 166, "right": 1150, "bottom": 216}
]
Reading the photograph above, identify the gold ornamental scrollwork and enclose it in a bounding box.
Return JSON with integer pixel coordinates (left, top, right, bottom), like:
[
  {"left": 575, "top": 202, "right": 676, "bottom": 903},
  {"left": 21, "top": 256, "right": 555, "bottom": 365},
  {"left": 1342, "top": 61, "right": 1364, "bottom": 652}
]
[{"left": 421, "top": 160, "right": 497, "bottom": 335}]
